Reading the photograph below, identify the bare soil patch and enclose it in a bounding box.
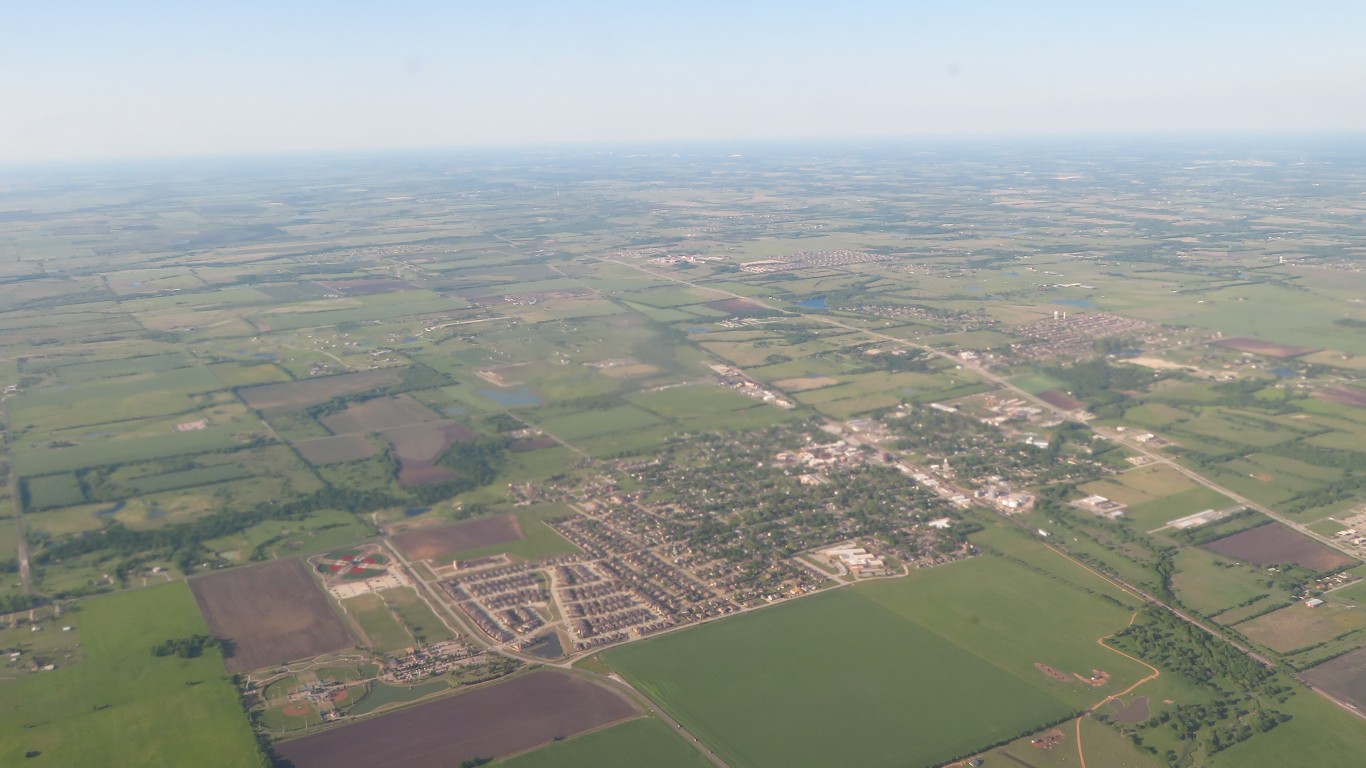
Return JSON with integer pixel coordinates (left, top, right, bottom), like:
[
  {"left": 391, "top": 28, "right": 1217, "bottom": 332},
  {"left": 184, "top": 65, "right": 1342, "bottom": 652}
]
[
  {"left": 1302, "top": 647, "right": 1366, "bottom": 710},
  {"left": 322, "top": 395, "right": 440, "bottom": 434},
  {"left": 391, "top": 514, "right": 523, "bottom": 561},
  {"left": 1034, "top": 663, "right": 1072, "bottom": 683},
  {"left": 294, "top": 434, "right": 376, "bottom": 465},
  {"left": 775, "top": 376, "right": 841, "bottom": 392},
  {"left": 1036, "top": 390, "right": 1085, "bottom": 411},
  {"left": 316, "top": 279, "right": 416, "bottom": 296},
  {"left": 273, "top": 669, "right": 638, "bottom": 768},
  {"left": 1204, "top": 522, "right": 1356, "bottom": 573},
  {"left": 1030, "top": 729, "right": 1065, "bottom": 750},
  {"left": 191, "top": 559, "right": 355, "bottom": 673},
  {"left": 240, "top": 370, "right": 401, "bottom": 414},
  {"left": 380, "top": 421, "right": 477, "bottom": 486},
  {"left": 1316, "top": 386, "right": 1366, "bottom": 409},
  {"left": 1210, "top": 337, "right": 1317, "bottom": 358}
]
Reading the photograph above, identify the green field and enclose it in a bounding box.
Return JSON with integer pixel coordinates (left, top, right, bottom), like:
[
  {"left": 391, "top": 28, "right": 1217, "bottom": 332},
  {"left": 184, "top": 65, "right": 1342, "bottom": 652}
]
[
  {"left": 602, "top": 554, "right": 1144, "bottom": 768},
  {"left": 0, "top": 583, "right": 261, "bottom": 767},
  {"left": 495, "top": 717, "right": 713, "bottom": 768},
  {"left": 344, "top": 593, "right": 414, "bottom": 651}
]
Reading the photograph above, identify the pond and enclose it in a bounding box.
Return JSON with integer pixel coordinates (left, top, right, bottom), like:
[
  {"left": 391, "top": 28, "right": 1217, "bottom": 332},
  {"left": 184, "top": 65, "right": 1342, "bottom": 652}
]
[
  {"left": 1052, "top": 298, "right": 1095, "bottom": 308},
  {"left": 795, "top": 295, "right": 827, "bottom": 309},
  {"left": 477, "top": 386, "right": 541, "bottom": 407}
]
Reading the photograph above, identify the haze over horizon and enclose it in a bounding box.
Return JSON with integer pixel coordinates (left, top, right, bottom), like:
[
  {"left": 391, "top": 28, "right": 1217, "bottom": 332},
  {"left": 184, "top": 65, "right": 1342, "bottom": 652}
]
[{"left": 4, "top": 0, "right": 1365, "bottom": 165}]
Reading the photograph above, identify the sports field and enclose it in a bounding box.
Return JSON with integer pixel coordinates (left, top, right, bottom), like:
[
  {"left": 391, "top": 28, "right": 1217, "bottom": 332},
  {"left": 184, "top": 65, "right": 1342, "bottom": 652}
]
[
  {"left": 0, "top": 583, "right": 261, "bottom": 767},
  {"left": 604, "top": 555, "right": 1138, "bottom": 768}
]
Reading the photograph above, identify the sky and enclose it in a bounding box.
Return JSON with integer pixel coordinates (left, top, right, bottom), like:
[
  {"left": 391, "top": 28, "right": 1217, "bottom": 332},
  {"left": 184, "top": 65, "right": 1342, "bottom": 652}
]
[{"left": 3, "top": 0, "right": 1365, "bottom": 164}]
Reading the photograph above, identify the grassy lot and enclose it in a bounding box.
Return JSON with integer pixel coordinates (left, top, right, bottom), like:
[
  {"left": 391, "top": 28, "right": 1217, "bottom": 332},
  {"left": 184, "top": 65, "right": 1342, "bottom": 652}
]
[
  {"left": 606, "top": 582, "right": 1074, "bottom": 768},
  {"left": 495, "top": 716, "right": 714, "bottom": 768},
  {"left": 0, "top": 582, "right": 261, "bottom": 767},
  {"left": 1170, "top": 547, "right": 1278, "bottom": 617},
  {"left": 1238, "top": 602, "right": 1366, "bottom": 654},
  {"left": 1125, "top": 487, "right": 1238, "bottom": 530},
  {"left": 343, "top": 593, "right": 414, "bottom": 652},
  {"left": 386, "top": 587, "right": 456, "bottom": 645},
  {"left": 536, "top": 405, "right": 664, "bottom": 441}
]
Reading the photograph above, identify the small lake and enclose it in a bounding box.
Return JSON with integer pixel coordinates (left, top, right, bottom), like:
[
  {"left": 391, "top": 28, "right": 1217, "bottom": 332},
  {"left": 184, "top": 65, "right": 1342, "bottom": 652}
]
[
  {"left": 478, "top": 386, "right": 541, "bottom": 407},
  {"left": 1271, "top": 367, "right": 1295, "bottom": 378},
  {"left": 403, "top": 507, "right": 430, "bottom": 518},
  {"left": 795, "top": 295, "right": 827, "bottom": 309},
  {"left": 95, "top": 501, "right": 126, "bottom": 517},
  {"left": 1053, "top": 298, "right": 1095, "bottom": 308},
  {"left": 527, "top": 633, "right": 564, "bottom": 659}
]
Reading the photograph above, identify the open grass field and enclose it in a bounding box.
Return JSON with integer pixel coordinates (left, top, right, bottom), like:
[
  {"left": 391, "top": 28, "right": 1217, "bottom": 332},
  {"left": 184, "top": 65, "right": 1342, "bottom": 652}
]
[
  {"left": 321, "top": 394, "right": 440, "bottom": 434},
  {"left": 191, "top": 558, "right": 355, "bottom": 672},
  {"left": 494, "top": 717, "right": 713, "bottom": 768},
  {"left": 1238, "top": 602, "right": 1366, "bottom": 654},
  {"left": 604, "top": 554, "right": 1139, "bottom": 768},
  {"left": 385, "top": 586, "right": 457, "bottom": 645},
  {"left": 0, "top": 583, "right": 261, "bottom": 767},
  {"left": 273, "top": 669, "right": 638, "bottom": 768},
  {"left": 343, "top": 593, "right": 414, "bottom": 651},
  {"left": 1125, "top": 487, "right": 1237, "bottom": 530}
]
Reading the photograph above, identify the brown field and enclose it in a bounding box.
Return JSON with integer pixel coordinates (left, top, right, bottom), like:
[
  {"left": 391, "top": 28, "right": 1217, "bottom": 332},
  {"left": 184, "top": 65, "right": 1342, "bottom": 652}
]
[
  {"left": 295, "top": 434, "right": 376, "bottom": 465},
  {"left": 273, "top": 669, "right": 639, "bottom": 768},
  {"left": 775, "top": 376, "right": 841, "bottom": 392},
  {"left": 1209, "top": 337, "right": 1318, "bottom": 358},
  {"left": 316, "top": 279, "right": 416, "bottom": 296},
  {"left": 391, "top": 514, "right": 523, "bottom": 561},
  {"left": 1316, "top": 386, "right": 1366, "bottom": 409},
  {"left": 190, "top": 559, "right": 355, "bottom": 673},
  {"left": 1301, "top": 647, "right": 1366, "bottom": 709},
  {"left": 1204, "top": 523, "right": 1356, "bottom": 573},
  {"left": 380, "top": 421, "right": 477, "bottom": 486},
  {"left": 706, "top": 298, "right": 770, "bottom": 315},
  {"left": 1036, "top": 389, "right": 1085, "bottom": 411},
  {"left": 240, "top": 370, "right": 402, "bottom": 413},
  {"left": 322, "top": 394, "right": 440, "bottom": 434},
  {"left": 1240, "top": 603, "right": 1366, "bottom": 653}
]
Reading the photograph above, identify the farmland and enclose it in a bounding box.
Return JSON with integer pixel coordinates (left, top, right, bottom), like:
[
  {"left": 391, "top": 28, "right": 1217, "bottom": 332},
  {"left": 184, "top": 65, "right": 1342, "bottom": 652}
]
[
  {"left": 0, "top": 583, "right": 261, "bottom": 767},
  {"left": 190, "top": 559, "right": 355, "bottom": 672},
  {"left": 4, "top": 143, "right": 1366, "bottom": 768},
  {"left": 495, "top": 717, "right": 713, "bottom": 768},
  {"left": 602, "top": 555, "right": 1134, "bottom": 768},
  {"left": 272, "top": 670, "right": 638, "bottom": 768}
]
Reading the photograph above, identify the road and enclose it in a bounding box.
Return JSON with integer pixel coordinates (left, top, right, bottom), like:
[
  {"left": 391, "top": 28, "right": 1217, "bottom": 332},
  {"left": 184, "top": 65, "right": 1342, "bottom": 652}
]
[{"left": 599, "top": 672, "right": 733, "bottom": 768}]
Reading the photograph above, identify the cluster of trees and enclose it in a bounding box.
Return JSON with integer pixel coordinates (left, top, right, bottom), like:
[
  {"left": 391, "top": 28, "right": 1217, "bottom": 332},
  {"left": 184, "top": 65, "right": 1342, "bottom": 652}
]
[
  {"left": 150, "top": 634, "right": 219, "bottom": 659},
  {"left": 1043, "top": 359, "right": 1164, "bottom": 411},
  {"left": 1113, "top": 606, "right": 1292, "bottom": 756}
]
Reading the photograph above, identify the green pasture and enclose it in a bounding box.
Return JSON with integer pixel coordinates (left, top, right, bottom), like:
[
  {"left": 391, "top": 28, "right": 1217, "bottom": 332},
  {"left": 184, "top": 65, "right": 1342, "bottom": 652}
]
[
  {"left": 344, "top": 593, "right": 414, "bottom": 652},
  {"left": 1124, "top": 487, "right": 1237, "bottom": 530},
  {"left": 0, "top": 582, "right": 261, "bottom": 768},
  {"left": 495, "top": 716, "right": 713, "bottom": 768},
  {"left": 536, "top": 405, "right": 664, "bottom": 442},
  {"left": 605, "top": 553, "right": 1146, "bottom": 768}
]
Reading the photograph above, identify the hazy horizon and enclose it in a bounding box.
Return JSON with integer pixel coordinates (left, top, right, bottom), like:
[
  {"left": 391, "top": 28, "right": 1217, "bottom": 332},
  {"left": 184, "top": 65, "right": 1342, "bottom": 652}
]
[{"left": 5, "top": 1, "right": 1366, "bottom": 165}]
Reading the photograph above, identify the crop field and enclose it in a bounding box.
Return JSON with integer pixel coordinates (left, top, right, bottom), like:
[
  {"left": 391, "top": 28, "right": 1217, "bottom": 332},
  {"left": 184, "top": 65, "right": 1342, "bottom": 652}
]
[
  {"left": 604, "top": 554, "right": 1135, "bottom": 768},
  {"left": 321, "top": 394, "right": 440, "bottom": 434},
  {"left": 392, "top": 514, "right": 523, "bottom": 561},
  {"left": 0, "top": 583, "right": 261, "bottom": 768},
  {"left": 190, "top": 559, "right": 355, "bottom": 672},
  {"left": 536, "top": 405, "right": 664, "bottom": 441},
  {"left": 495, "top": 717, "right": 713, "bottom": 768},
  {"left": 273, "top": 669, "right": 639, "bottom": 768},
  {"left": 238, "top": 369, "right": 402, "bottom": 413},
  {"left": 1204, "top": 523, "right": 1357, "bottom": 573},
  {"left": 1301, "top": 647, "right": 1366, "bottom": 709},
  {"left": 295, "top": 433, "right": 377, "bottom": 464},
  {"left": 381, "top": 421, "right": 477, "bottom": 485}
]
